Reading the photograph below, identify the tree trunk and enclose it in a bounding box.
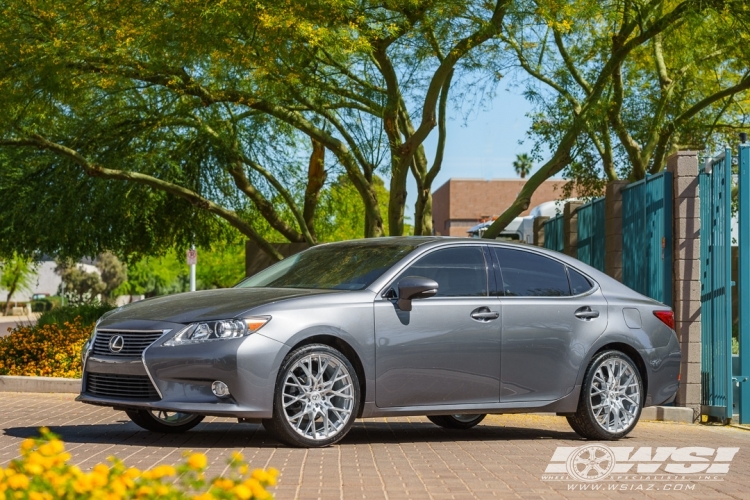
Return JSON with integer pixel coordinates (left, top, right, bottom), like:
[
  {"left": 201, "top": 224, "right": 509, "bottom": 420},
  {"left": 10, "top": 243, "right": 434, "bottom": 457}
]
[{"left": 303, "top": 139, "right": 326, "bottom": 240}]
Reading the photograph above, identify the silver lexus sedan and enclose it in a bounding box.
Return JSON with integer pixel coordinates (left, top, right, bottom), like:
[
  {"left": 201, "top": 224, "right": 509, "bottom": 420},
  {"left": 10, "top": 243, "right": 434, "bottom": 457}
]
[{"left": 78, "top": 237, "right": 681, "bottom": 447}]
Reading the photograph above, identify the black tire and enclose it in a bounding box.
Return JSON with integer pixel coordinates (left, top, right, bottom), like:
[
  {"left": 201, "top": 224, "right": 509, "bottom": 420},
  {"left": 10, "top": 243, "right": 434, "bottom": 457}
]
[
  {"left": 428, "top": 414, "right": 486, "bottom": 430},
  {"left": 126, "top": 409, "right": 204, "bottom": 433},
  {"left": 567, "top": 350, "right": 643, "bottom": 440},
  {"left": 262, "top": 344, "right": 360, "bottom": 448}
]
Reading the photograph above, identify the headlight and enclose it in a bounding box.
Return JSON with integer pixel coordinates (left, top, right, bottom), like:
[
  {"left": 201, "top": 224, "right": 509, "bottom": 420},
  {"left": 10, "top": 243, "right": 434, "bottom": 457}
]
[{"left": 163, "top": 317, "right": 270, "bottom": 346}]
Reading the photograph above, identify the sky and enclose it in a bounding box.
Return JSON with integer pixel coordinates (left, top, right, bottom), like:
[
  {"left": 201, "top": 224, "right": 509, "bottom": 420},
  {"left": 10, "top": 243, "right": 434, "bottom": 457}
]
[{"left": 405, "top": 82, "right": 551, "bottom": 216}]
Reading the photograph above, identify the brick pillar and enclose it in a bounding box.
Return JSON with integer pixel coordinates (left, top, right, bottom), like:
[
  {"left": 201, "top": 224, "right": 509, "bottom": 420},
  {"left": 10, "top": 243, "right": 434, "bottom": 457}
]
[
  {"left": 563, "top": 201, "right": 583, "bottom": 258},
  {"left": 604, "top": 180, "right": 629, "bottom": 281},
  {"left": 667, "top": 151, "right": 701, "bottom": 417},
  {"left": 533, "top": 216, "right": 549, "bottom": 247}
]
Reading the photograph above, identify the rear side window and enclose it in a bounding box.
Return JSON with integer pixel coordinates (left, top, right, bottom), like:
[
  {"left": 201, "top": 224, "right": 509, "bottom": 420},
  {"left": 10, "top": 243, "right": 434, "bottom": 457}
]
[
  {"left": 568, "top": 267, "right": 594, "bottom": 295},
  {"left": 493, "top": 248, "right": 570, "bottom": 297},
  {"left": 399, "top": 246, "right": 488, "bottom": 297}
]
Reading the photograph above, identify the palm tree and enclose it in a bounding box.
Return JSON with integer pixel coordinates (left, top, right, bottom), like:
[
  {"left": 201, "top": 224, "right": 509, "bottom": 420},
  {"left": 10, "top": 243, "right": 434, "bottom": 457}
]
[{"left": 513, "top": 153, "right": 533, "bottom": 179}]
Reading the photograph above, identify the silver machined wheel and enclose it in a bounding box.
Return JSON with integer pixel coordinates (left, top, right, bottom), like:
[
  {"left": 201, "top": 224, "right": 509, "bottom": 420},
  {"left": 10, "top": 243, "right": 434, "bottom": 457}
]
[
  {"left": 589, "top": 357, "right": 640, "bottom": 433},
  {"left": 149, "top": 410, "right": 197, "bottom": 426},
  {"left": 282, "top": 352, "right": 355, "bottom": 441},
  {"left": 451, "top": 414, "right": 481, "bottom": 423}
]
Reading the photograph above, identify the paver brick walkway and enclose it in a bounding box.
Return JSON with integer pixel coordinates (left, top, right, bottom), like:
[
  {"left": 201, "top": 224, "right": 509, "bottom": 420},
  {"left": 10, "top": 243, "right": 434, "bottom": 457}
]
[{"left": 1, "top": 392, "right": 749, "bottom": 499}]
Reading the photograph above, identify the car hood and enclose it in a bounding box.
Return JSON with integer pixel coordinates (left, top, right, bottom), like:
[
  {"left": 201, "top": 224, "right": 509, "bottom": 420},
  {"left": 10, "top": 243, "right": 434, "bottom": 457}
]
[{"left": 100, "top": 288, "right": 341, "bottom": 325}]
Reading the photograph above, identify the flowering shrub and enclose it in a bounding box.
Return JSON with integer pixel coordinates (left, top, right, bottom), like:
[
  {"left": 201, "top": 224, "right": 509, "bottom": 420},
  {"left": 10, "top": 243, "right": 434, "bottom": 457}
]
[
  {"left": 0, "top": 428, "right": 277, "bottom": 499},
  {"left": 0, "top": 319, "right": 91, "bottom": 378}
]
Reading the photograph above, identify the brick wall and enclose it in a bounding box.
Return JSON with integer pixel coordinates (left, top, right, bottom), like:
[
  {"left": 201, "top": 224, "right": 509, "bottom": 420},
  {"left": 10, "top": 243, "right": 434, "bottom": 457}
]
[{"left": 432, "top": 179, "right": 573, "bottom": 236}]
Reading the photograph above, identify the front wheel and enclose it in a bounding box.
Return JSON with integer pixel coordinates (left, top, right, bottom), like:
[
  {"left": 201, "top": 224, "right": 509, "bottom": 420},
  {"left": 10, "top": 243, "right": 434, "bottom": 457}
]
[
  {"left": 428, "top": 414, "right": 486, "bottom": 430},
  {"left": 567, "top": 350, "right": 643, "bottom": 440},
  {"left": 126, "top": 409, "right": 204, "bottom": 433},
  {"left": 262, "top": 344, "right": 360, "bottom": 448}
]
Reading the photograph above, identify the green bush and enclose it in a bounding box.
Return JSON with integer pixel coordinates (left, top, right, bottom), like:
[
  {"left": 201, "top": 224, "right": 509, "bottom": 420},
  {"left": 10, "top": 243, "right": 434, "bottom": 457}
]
[
  {"left": 30, "top": 299, "right": 53, "bottom": 313},
  {"left": 37, "top": 303, "right": 115, "bottom": 328}
]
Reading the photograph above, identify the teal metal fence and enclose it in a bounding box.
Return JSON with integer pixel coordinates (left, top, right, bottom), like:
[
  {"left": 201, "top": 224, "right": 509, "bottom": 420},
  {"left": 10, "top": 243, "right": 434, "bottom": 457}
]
[
  {"left": 543, "top": 214, "right": 564, "bottom": 252},
  {"left": 621, "top": 171, "right": 673, "bottom": 306},
  {"left": 576, "top": 197, "right": 605, "bottom": 271},
  {"left": 700, "top": 149, "right": 734, "bottom": 419},
  {"left": 738, "top": 143, "right": 750, "bottom": 423}
]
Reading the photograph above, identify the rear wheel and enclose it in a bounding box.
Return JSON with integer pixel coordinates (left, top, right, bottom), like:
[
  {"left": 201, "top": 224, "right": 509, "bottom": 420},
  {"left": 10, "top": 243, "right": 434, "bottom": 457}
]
[
  {"left": 567, "top": 350, "right": 643, "bottom": 440},
  {"left": 428, "top": 414, "right": 486, "bottom": 430},
  {"left": 262, "top": 344, "right": 360, "bottom": 448},
  {"left": 126, "top": 409, "right": 204, "bottom": 433}
]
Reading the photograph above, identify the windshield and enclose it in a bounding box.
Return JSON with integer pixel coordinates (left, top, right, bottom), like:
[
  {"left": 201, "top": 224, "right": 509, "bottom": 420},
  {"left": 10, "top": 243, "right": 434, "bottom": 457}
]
[{"left": 236, "top": 242, "right": 418, "bottom": 290}]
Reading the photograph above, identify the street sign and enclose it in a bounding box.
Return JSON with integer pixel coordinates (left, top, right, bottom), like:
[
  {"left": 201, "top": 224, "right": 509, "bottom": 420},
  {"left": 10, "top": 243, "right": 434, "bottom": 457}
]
[{"left": 186, "top": 248, "right": 197, "bottom": 266}]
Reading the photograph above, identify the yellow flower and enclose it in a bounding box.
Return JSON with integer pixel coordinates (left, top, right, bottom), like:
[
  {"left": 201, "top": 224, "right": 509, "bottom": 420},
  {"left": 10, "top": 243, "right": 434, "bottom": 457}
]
[
  {"left": 20, "top": 439, "right": 36, "bottom": 452},
  {"left": 7, "top": 473, "right": 29, "bottom": 490},
  {"left": 231, "top": 451, "right": 244, "bottom": 462},
  {"left": 136, "top": 485, "right": 153, "bottom": 497},
  {"left": 213, "top": 478, "right": 234, "bottom": 490},
  {"left": 193, "top": 493, "right": 214, "bottom": 500},
  {"left": 232, "top": 485, "right": 252, "bottom": 500},
  {"left": 187, "top": 453, "right": 208, "bottom": 470},
  {"left": 150, "top": 464, "right": 176, "bottom": 478},
  {"left": 124, "top": 467, "right": 141, "bottom": 479}
]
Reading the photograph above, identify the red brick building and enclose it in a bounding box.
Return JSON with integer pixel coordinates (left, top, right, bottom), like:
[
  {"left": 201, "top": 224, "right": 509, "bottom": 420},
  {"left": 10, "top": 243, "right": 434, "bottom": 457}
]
[{"left": 432, "top": 178, "right": 573, "bottom": 236}]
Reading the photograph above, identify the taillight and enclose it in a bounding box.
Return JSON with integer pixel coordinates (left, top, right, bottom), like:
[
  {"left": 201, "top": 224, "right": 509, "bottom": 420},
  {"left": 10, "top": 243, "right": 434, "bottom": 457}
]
[{"left": 653, "top": 310, "right": 675, "bottom": 330}]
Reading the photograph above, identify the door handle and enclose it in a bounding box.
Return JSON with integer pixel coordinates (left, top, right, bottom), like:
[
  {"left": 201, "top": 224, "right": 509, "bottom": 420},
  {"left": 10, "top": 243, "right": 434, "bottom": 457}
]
[
  {"left": 470, "top": 307, "right": 500, "bottom": 321},
  {"left": 574, "top": 306, "right": 600, "bottom": 320}
]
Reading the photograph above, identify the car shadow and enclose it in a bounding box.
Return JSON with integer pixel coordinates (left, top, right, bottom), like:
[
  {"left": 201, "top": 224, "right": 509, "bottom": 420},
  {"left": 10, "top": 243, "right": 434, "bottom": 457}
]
[{"left": 3, "top": 420, "right": 586, "bottom": 448}]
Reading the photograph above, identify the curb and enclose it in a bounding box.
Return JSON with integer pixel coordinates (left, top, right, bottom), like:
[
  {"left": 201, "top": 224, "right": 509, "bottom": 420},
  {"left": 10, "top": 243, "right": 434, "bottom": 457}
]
[
  {"left": 0, "top": 375, "right": 81, "bottom": 394},
  {"left": 641, "top": 406, "right": 694, "bottom": 424}
]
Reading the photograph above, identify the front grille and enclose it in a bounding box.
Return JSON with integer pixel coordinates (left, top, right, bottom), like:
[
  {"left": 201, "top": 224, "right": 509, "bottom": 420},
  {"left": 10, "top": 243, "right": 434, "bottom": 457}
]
[
  {"left": 92, "top": 330, "right": 164, "bottom": 357},
  {"left": 85, "top": 373, "right": 160, "bottom": 400}
]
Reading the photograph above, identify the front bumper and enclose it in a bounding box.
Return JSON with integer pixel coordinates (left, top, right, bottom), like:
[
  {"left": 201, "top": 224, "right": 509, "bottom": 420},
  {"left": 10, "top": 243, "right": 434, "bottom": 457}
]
[{"left": 79, "top": 319, "right": 290, "bottom": 419}]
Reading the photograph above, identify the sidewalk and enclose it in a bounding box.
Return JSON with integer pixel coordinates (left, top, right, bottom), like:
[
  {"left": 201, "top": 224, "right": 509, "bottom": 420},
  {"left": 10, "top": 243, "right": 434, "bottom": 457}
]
[{"left": 0, "top": 313, "right": 40, "bottom": 337}]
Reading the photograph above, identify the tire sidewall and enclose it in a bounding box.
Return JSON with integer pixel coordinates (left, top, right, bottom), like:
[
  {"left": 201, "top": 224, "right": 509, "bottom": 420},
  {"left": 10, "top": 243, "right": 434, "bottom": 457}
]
[
  {"left": 583, "top": 350, "right": 643, "bottom": 439},
  {"left": 271, "top": 344, "right": 360, "bottom": 447}
]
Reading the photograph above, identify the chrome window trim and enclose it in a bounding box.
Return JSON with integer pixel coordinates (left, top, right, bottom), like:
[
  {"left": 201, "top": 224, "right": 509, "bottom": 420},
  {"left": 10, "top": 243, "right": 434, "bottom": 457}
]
[{"left": 486, "top": 243, "right": 601, "bottom": 300}]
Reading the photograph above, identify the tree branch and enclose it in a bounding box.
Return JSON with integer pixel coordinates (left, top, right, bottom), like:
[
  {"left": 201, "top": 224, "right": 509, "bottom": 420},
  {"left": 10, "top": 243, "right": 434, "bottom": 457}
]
[{"left": 0, "top": 136, "right": 285, "bottom": 261}]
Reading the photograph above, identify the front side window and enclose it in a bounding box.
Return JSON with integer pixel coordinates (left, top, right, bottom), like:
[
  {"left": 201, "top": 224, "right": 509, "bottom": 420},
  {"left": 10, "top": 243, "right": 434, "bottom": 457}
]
[
  {"left": 237, "top": 242, "right": 418, "bottom": 290},
  {"left": 493, "top": 247, "right": 570, "bottom": 297},
  {"left": 398, "top": 246, "right": 488, "bottom": 297}
]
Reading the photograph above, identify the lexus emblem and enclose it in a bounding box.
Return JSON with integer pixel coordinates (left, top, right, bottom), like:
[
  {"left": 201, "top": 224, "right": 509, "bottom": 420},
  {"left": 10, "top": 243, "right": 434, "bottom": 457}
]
[{"left": 109, "top": 335, "right": 125, "bottom": 353}]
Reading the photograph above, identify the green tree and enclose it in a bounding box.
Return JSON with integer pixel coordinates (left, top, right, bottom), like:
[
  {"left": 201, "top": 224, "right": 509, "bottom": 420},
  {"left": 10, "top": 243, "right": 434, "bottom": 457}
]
[
  {"left": 513, "top": 153, "right": 533, "bottom": 179},
  {"left": 482, "top": 0, "right": 750, "bottom": 238},
  {"left": 0, "top": 0, "right": 512, "bottom": 263},
  {"left": 0, "top": 255, "right": 37, "bottom": 315},
  {"left": 56, "top": 263, "right": 106, "bottom": 305},
  {"left": 96, "top": 253, "right": 128, "bottom": 302}
]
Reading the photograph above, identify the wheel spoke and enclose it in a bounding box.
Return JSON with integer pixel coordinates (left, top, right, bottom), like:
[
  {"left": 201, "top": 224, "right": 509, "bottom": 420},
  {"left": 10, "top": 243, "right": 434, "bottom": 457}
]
[{"left": 282, "top": 352, "right": 354, "bottom": 441}]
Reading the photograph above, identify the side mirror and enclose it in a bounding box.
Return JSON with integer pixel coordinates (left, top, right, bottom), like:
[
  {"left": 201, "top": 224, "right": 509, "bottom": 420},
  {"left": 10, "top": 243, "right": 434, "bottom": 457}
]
[{"left": 397, "top": 276, "right": 438, "bottom": 311}]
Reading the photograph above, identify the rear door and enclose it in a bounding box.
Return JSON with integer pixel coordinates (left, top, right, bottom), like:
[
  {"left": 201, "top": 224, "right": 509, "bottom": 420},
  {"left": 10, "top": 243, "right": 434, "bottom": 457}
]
[
  {"left": 374, "top": 245, "right": 502, "bottom": 408},
  {"left": 491, "top": 247, "right": 608, "bottom": 403}
]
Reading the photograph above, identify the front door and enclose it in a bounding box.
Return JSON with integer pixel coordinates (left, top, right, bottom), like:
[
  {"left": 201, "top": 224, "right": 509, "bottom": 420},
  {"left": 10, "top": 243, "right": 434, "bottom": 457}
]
[
  {"left": 374, "top": 246, "right": 502, "bottom": 408},
  {"left": 491, "top": 247, "right": 608, "bottom": 403}
]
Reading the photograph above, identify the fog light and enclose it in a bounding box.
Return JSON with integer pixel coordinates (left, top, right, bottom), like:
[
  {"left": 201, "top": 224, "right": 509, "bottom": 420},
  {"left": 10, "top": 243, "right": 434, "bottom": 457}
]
[{"left": 212, "top": 381, "right": 230, "bottom": 398}]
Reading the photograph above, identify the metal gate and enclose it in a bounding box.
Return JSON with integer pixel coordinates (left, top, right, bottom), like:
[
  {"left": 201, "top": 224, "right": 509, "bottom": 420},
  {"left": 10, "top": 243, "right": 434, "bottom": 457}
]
[
  {"left": 543, "top": 214, "right": 564, "bottom": 252},
  {"left": 577, "top": 197, "right": 605, "bottom": 271},
  {"left": 702, "top": 144, "right": 750, "bottom": 423},
  {"left": 701, "top": 149, "right": 734, "bottom": 419},
  {"left": 621, "top": 171, "right": 673, "bottom": 306}
]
